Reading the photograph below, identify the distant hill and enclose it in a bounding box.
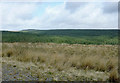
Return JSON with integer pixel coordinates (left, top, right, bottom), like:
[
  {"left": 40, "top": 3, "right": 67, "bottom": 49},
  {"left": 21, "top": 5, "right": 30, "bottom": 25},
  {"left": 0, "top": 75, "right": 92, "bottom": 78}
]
[
  {"left": 1, "top": 29, "right": 119, "bottom": 45},
  {"left": 21, "top": 29, "right": 118, "bottom": 37}
]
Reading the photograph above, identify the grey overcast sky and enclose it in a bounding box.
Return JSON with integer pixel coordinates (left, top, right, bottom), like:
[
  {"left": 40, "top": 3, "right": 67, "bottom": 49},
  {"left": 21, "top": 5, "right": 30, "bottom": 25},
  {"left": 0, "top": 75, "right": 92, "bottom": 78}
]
[{"left": 0, "top": 2, "right": 118, "bottom": 31}]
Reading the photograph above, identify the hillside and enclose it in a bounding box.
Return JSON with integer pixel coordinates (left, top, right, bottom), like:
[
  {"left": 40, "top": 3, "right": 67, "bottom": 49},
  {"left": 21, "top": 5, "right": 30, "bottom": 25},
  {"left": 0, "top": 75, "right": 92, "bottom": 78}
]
[
  {"left": 21, "top": 29, "right": 118, "bottom": 37},
  {"left": 1, "top": 29, "right": 119, "bottom": 45}
]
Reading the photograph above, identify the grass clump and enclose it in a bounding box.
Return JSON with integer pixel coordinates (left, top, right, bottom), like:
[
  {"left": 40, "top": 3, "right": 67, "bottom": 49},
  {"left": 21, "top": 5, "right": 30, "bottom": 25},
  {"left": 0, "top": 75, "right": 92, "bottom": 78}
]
[
  {"left": 109, "top": 69, "right": 119, "bottom": 82},
  {"left": 6, "top": 51, "right": 13, "bottom": 57}
]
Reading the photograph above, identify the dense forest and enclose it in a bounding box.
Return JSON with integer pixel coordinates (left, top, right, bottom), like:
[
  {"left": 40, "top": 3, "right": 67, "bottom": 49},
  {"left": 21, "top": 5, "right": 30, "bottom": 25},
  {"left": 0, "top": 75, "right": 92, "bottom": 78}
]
[{"left": 1, "top": 29, "right": 119, "bottom": 45}]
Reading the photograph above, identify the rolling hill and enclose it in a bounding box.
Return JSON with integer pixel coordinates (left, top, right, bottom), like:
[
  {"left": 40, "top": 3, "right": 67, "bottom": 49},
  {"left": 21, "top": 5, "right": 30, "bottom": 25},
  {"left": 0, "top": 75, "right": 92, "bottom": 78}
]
[{"left": 1, "top": 29, "right": 119, "bottom": 45}]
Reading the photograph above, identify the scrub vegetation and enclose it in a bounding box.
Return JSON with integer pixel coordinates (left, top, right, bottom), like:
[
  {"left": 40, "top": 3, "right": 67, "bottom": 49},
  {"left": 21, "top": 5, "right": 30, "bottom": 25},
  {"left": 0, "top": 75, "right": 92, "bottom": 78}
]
[
  {"left": 1, "top": 29, "right": 119, "bottom": 81},
  {"left": 2, "top": 43, "right": 118, "bottom": 81},
  {"left": 1, "top": 29, "right": 118, "bottom": 45}
]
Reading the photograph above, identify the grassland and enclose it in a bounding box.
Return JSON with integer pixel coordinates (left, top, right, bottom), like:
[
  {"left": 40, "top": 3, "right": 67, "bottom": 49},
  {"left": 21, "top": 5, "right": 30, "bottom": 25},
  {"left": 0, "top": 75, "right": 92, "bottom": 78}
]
[
  {"left": 1, "top": 29, "right": 119, "bottom": 81},
  {"left": 2, "top": 43, "right": 118, "bottom": 81}
]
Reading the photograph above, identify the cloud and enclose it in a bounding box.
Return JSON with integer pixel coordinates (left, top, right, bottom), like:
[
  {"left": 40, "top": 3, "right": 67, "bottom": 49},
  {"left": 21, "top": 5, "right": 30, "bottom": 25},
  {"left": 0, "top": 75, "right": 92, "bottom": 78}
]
[
  {"left": 65, "top": 2, "right": 88, "bottom": 13},
  {"left": 40, "top": 2, "right": 117, "bottom": 29},
  {"left": 0, "top": 4, "right": 2, "bottom": 30},
  {"left": 102, "top": 2, "right": 118, "bottom": 13},
  {"left": 1, "top": 2, "right": 38, "bottom": 30},
  {"left": 1, "top": 2, "right": 118, "bottom": 31}
]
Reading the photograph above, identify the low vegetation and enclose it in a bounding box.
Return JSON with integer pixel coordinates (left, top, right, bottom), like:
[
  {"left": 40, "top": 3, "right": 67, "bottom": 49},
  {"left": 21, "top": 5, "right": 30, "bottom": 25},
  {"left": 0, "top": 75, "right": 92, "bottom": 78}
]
[
  {"left": 1, "top": 29, "right": 118, "bottom": 45},
  {"left": 2, "top": 43, "right": 119, "bottom": 81},
  {"left": 1, "top": 29, "right": 119, "bottom": 81}
]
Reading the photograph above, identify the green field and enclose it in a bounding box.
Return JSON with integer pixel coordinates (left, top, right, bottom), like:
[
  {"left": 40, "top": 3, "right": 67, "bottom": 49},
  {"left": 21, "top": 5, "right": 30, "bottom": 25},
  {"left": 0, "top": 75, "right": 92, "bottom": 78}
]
[{"left": 1, "top": 29, "right": 119, "bottom": 45}]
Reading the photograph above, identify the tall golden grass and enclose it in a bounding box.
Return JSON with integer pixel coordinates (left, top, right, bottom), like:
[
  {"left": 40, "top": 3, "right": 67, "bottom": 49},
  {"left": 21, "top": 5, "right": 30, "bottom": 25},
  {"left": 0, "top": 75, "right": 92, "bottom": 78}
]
[{"left": 2, "top": 43, "right": 118, "bottom": 81}]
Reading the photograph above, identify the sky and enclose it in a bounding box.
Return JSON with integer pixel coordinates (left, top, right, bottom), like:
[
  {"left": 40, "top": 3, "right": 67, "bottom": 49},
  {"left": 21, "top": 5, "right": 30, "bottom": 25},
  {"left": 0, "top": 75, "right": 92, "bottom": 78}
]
[{"left": 0, "top": 2, "right": 118, "bottom": 31}]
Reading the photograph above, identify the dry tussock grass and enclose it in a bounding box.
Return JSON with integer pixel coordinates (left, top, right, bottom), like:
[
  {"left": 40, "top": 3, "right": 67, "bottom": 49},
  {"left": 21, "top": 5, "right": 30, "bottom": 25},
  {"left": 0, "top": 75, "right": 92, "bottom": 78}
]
[
  {"left": 109, "top": 69, "right": 119, "bottom": 82},
  {"left": 2, "top": 43, "right": 118, "bottom": 81}
]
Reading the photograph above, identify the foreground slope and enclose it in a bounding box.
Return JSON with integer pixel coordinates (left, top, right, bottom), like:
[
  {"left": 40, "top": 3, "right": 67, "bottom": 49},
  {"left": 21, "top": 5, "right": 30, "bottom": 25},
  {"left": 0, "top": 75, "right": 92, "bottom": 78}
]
[{"left": 2, "top": 43, "right": 118, "bottom": 81}]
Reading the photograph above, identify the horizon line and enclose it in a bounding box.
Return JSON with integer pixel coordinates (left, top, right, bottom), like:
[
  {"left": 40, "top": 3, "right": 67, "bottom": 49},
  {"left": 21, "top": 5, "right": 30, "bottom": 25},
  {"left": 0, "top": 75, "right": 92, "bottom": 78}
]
[{"left": 0, "top": 28, "right": 119, "bottom": 31}]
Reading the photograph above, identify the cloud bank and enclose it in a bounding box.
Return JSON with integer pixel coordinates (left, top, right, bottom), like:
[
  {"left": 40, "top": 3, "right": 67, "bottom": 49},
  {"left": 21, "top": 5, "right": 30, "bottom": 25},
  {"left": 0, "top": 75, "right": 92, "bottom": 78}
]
[{"left": 1, "top": 2, "right": 118, "bottom": 31}]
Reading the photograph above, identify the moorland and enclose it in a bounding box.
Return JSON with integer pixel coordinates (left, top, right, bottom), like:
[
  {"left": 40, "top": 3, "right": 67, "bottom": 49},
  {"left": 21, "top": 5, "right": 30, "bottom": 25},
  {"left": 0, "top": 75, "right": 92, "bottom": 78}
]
[{"left": 1, "top": 29, "right": 119, "bottom": 81}]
